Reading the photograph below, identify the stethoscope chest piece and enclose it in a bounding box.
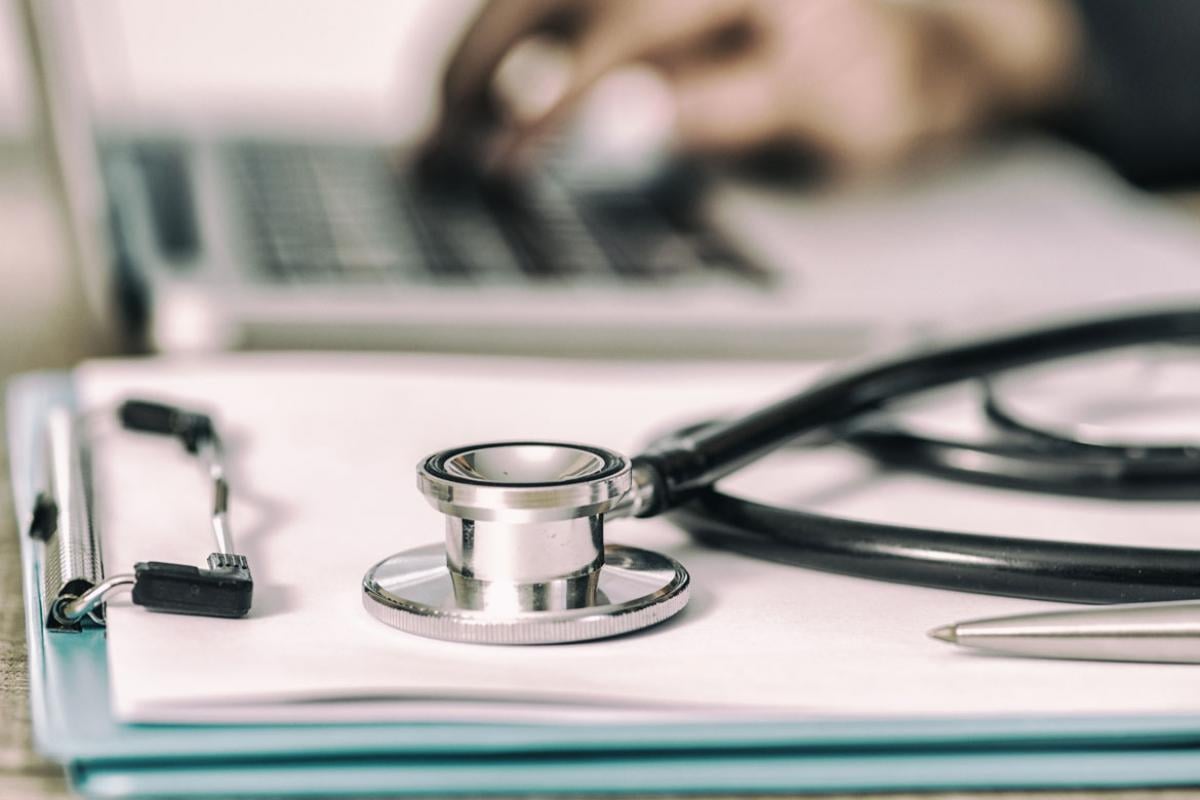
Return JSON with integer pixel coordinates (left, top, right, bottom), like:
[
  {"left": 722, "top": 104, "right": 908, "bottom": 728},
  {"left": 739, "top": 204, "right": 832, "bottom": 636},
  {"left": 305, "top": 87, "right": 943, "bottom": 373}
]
[{"left": 362, "top": 442, "right": 690, "bottom": 644}]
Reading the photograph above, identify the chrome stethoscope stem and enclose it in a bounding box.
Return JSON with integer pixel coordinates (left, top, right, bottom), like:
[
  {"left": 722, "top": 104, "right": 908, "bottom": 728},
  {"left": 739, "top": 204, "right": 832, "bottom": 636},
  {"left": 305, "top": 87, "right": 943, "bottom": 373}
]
[{"left": 362, "top": 443, "right": 689, "bottom": 644}]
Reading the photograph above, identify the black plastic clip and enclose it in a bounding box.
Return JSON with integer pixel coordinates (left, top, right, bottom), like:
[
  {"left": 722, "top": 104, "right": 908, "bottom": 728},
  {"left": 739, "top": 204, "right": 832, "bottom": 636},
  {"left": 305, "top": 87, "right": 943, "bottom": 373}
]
[{"left": 132, "top": 554, "right": 253, "bottom": 618}]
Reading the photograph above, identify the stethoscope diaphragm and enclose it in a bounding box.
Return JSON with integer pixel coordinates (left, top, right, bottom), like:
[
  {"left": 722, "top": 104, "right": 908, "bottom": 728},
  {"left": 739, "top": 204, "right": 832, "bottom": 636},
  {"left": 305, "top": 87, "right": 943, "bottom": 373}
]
[{"left": 361, "top": 442, "right": 689, "bottom": 644}]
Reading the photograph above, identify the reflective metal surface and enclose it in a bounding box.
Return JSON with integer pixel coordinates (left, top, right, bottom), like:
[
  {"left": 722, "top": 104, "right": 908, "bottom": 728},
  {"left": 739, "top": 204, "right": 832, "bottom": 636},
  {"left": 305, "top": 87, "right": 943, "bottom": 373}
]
[
  {"left": 444, "top": 515, "right": 604, "bottom": 583},
  {"left": 365, "top": 441, "right": 689, "bottom": 643},
  {"left": 363, "top": 544, "right": 689, "bottom": 644},
  {"left": 56, "top": 573, "right": 136, "bottom": 625},
  {"left": 39, "top": 407, "right": 104, "bottom": 631},
  {"left": 931, "top": 599, "right": 1200, "bottom": 663},
  {"left": 440, "top": 445, "right": 610, "bottom": 483},
  {"left": 418, "top": 442, "right": 632, "bottom": 522}
]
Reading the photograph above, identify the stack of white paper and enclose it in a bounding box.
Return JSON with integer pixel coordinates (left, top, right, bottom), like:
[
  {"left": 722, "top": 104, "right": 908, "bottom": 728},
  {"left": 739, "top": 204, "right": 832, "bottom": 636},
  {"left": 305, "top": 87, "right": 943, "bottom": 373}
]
[{"left": 79, "top": 354, "right": 1200, "bottom": 725}]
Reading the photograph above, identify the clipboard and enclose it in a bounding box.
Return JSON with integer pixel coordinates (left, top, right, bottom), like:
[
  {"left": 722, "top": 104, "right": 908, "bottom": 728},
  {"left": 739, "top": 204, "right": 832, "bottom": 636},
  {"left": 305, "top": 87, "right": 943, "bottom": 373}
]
[{"left": 11, "top": 369, "right": 1200, "bottom": 798}]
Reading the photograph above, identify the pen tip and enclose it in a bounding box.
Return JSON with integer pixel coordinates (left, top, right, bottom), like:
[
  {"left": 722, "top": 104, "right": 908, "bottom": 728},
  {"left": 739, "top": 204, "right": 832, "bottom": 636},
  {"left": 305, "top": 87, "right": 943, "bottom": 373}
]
[{"left": 928, "top": 624, "right": 958, "bottom": 644}]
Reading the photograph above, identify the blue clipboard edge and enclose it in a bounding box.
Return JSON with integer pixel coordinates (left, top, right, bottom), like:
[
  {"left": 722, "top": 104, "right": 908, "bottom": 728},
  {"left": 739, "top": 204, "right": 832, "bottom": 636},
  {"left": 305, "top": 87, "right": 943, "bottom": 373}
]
[
  {"left": 8, "top": 369, "right": 1200, "bottom": 796},
  {"left": 70, "top": 749, "right": 1200, "bottom": 800}
]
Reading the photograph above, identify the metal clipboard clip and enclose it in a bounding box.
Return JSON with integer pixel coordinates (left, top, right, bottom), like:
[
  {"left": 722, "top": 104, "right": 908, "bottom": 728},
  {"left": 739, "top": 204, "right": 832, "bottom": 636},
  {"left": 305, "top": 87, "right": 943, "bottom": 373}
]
[{"left": 29, "top": 400, "right": 253, "bottom": 632}]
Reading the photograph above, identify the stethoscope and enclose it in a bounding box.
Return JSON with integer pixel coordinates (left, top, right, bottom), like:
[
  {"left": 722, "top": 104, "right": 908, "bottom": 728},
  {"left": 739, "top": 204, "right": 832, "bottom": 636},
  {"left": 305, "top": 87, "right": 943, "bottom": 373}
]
[{"left": 362, "top": 308, "right": 1200, "bottom": 645}]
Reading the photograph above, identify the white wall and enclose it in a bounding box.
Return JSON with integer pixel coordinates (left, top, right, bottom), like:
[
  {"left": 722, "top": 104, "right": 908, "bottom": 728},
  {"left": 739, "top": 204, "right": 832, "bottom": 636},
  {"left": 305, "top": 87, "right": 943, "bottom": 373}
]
[{"left": 71, "top": 0, "right": 478, "bottom": 140}]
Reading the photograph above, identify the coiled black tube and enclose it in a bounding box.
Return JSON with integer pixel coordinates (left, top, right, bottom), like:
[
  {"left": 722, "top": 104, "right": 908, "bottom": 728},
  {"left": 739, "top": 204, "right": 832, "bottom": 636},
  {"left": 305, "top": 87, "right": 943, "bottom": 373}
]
[
  {"left": 635, "top": 307, "right": 1200, "bottom": 513},
  {"left": 635, "top": 307, "right": 1200, "bottom": 603}
]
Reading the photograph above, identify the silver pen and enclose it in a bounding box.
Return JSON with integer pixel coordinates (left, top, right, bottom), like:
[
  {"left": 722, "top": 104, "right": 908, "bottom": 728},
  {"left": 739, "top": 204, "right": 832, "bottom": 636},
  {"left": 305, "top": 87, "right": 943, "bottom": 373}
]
[{"left": 929, "top": 600, "right": 1200, "bottom": 664}]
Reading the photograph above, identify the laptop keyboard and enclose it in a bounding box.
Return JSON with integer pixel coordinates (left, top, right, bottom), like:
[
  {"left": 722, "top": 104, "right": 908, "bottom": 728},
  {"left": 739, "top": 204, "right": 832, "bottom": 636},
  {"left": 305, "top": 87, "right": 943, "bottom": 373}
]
[{"left": 225, "top": 141, "right": 755, "bottom": 286}]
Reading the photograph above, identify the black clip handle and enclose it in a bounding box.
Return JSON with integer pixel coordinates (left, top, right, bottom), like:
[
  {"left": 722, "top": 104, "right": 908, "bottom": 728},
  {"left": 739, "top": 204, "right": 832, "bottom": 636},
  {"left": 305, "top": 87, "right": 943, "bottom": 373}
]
[
  {"left": 131, "top": 554, "right": 253, "bottom": 618},
  {"left": 118, "top": 400, "right": 215, "bottom": 454}
]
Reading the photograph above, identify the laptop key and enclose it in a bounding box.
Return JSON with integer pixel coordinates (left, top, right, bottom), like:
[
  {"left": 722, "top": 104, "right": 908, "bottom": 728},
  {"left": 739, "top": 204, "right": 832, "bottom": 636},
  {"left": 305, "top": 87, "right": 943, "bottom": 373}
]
[
  {"left": 408, "top": 163, "right": 529, "bottom": 282},
  {"left": 231, "top": 142, "right": 449, "bottom": 283},
  {"left": 226, "top": 139, "right": 759, "bottom": 289},
  {"left": 485, "top": 173, "right": 618, "bottom": 280}
]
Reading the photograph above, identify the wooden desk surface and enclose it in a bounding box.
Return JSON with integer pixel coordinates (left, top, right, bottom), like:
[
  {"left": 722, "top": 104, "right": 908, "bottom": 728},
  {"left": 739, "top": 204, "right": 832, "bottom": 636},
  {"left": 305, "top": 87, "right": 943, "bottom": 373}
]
[{"left": 1, "top": 144, "right": 1198, "bottom": 800}]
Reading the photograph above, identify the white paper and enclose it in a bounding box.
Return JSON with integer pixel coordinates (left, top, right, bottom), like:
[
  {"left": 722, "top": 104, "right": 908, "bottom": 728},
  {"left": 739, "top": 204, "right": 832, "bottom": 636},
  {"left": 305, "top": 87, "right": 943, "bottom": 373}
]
[{"left": 77, "top": 353, "right": 1200, "bottom": 725}]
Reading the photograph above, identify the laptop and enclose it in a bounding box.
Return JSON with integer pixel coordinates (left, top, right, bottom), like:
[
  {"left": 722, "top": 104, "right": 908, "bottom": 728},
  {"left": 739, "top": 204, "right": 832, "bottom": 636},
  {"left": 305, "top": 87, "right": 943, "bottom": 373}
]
[{"left": 27, "top": 1, "right": 1200, "bottom": 358}]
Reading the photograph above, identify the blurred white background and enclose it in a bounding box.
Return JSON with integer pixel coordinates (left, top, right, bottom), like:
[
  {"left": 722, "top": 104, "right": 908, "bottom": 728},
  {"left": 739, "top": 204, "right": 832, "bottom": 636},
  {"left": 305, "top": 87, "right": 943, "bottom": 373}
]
[
  {"left": 52, "top": 0, "right": 473, "bottom": 138},
  {"left": 2, "top": 0, "right": 475, "bottom": 139},
  {"left": 0, "top": 0, "right": 31, "bottom": 137},
  {"left": 0, "top": 0, "right": 476, "bottom": 376}
]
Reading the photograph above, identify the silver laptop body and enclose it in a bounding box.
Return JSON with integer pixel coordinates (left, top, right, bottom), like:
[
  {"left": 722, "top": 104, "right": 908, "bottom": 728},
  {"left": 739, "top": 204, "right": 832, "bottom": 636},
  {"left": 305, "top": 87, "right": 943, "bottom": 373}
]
[{"left": 29, "top": 1, "right": 1200, "bottom": 357}]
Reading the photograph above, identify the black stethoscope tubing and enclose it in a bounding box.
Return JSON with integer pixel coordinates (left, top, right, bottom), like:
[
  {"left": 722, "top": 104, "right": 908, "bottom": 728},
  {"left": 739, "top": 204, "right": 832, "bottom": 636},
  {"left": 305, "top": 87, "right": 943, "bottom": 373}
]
[
  {"left": 842, "top": 378, "right": 1200, "bottom": 499},
  {"left": 632, "top": 308, "right": 1200, "bottom": 604},
  {"left": 844, "top": 422, "right": 1200, "bottom": 499}
]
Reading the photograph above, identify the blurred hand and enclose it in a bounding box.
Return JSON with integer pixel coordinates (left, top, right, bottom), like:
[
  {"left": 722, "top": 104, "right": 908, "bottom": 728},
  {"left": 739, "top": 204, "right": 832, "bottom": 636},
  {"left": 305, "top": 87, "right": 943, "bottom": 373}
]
[{"left": 432, "top": 0, "right": 1079, "bottom": 176}]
